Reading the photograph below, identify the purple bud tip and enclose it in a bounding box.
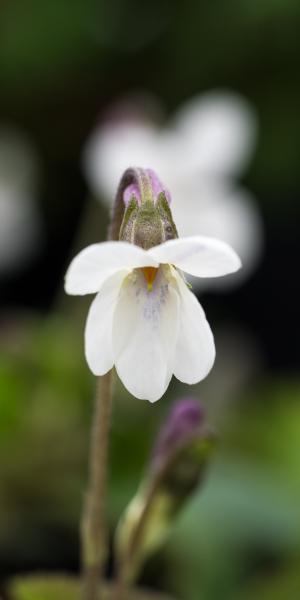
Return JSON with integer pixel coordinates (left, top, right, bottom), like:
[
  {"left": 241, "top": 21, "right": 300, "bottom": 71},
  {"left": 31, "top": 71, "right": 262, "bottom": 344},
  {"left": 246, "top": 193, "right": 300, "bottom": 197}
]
[
  {"left": 146, "top": 168, "right": 172, "bottom": 204},
  {"left": 123, "top": 183, "right": 141, "bottom": 206},
  {"left": 123, "top": 168, "right": 171, "bottom": 206},
  {"left": 152, "top": 398, "right": 205, "bottom": 471}
]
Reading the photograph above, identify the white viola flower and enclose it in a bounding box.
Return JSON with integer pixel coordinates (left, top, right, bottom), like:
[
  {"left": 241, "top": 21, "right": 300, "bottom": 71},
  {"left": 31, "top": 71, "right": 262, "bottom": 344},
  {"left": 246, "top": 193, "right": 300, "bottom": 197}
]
[
  {"left": 83, "top": 91, "right": 262, "bottom": 288},
  {"left": 65, "top": 238, "right": 240, "bottom": 402},
  {"left": 65, "top": 168, "right": 241, "bottom": 402},
  {"left": 0, "top": 127, "right": 41, "bottom": 274}
]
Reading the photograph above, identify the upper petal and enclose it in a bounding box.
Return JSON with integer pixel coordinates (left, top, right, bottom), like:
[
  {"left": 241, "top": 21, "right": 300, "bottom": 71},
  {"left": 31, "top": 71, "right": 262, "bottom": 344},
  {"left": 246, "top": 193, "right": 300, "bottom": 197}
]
[
  {"left": 113, "top": 267, "right": 180, "bottom": 402},
  {"left": 172, "top": 272, "right": 215, "bottom": 384},
  {"left": 149, "top": 236, "right": 241, "bottom": 278},
  {"left": 170, "top": 178, "right": 262, "bottom": 290},
  {"left": 65, "top": 241, "right": 158, "bottom": 295},
  {"left": 83, "top": 119, "right": 167, "bottom": 204},
  {"left": 172, "top": 92, "right": 257, "bottom": 177},
  {"left": 84, "top": 270, "right": 126, "bottom": 376}
]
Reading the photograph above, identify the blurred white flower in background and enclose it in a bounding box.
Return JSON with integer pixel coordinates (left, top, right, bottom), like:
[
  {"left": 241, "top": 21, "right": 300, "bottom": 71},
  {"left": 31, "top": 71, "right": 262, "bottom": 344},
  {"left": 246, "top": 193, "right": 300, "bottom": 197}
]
[
  {"left": 0, "top": 127, "right": 42, "bottom": 275},
  {"left": 83, "top": 91, "right": 263, "bottom": 290}
]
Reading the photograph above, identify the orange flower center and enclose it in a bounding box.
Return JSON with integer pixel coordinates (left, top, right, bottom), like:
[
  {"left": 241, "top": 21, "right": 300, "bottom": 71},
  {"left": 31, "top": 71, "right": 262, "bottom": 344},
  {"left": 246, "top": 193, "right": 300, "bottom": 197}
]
[{"left": 141, "top": 267, "right": 158, "bottom": 291}]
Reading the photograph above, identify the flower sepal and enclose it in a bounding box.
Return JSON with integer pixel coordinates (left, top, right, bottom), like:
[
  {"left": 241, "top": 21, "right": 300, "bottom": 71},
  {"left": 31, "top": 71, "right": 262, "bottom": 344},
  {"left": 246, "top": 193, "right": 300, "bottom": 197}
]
[{"left": 118, "top": 168, "right": 178, "bottom": 250}]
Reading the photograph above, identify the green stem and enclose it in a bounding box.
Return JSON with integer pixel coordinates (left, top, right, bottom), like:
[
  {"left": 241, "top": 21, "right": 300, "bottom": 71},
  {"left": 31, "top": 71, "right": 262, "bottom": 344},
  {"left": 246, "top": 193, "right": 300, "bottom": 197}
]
[
  {"left": 113, "top": 471, "right": 165, "bottom": 599},
  {"left": 81, "top": 371, "right": 113, "bottom": 600}
]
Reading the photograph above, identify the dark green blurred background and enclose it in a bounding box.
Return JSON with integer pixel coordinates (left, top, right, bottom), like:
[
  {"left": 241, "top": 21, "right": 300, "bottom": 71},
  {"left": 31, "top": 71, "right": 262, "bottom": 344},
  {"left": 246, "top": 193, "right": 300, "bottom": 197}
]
[{"left": 0, "top": 1, "right": 299, "bottom": 599}]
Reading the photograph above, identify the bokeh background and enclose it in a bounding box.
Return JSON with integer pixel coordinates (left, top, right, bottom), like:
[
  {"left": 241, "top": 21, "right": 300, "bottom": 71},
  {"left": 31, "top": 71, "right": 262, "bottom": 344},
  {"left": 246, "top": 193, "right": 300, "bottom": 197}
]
[{"left": 0, "top": 1, "right": 299, "bottom": 599}]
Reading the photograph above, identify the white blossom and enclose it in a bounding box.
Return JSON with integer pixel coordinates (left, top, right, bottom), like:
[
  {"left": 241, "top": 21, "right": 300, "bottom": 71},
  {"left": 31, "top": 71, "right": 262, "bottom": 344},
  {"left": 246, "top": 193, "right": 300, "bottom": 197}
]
[
  {"left": 0, "top": 127, "right": 41, "bottom": 273},
  {"left": 65, "top": 236, "right": 241, "bottom": 402},
  {"left": 83, "top": 91, "right": 262, "bottom": 288}
]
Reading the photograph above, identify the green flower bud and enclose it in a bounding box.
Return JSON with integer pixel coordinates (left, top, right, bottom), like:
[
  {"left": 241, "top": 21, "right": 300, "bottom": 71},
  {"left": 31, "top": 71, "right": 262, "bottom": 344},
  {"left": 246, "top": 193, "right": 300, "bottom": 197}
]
[
  {"left": 115, "top": 399, "right": 216, "bottom": 585},
  {"left": 111, "top": 168, "right": 178, "bottom": 248}
]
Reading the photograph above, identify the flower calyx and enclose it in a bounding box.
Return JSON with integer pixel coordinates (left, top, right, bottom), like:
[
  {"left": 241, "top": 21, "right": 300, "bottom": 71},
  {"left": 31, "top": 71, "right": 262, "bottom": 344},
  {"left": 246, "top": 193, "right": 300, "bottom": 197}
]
[{"left": 117, "top": 168, "right": 178, "bottom": 250}]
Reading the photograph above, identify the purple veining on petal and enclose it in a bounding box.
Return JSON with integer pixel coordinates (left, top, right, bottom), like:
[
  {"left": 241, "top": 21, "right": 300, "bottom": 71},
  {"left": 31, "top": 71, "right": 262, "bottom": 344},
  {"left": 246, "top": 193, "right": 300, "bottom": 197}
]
[
  {"left": 123, "top": 183, "right": 141, "bottom": 206},
  {"left": 151, "top": 398, "right": 204, "bottom": 471},
  {"left": 146, "top": 168, "right": 172, "bottom": 204}
]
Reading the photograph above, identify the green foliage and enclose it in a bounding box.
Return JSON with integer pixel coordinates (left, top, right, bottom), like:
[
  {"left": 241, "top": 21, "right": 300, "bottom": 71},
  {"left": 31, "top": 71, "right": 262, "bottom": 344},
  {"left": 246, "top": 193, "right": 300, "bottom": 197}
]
[
  {"left": 0, "top": 0, "right": 299, "bottom": 595},
  {"left": 8, "top": 575, "right": 176, "bottom": 600},
  {"left": 164, "top": 379, "right": 300, "bottom": 600},
  {"left": 9, "top": 575, "right": 79, "bottom": 600}
]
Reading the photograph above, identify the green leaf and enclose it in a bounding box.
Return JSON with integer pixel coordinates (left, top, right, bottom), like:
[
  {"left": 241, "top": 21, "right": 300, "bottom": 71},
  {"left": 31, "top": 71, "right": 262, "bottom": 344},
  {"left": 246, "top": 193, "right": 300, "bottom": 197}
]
[
  {"left": 8, "top": 574, "right": 176, "bottom": 600},
  {"left": 9, "top": 575, "right": 79, "bottom": 600}
]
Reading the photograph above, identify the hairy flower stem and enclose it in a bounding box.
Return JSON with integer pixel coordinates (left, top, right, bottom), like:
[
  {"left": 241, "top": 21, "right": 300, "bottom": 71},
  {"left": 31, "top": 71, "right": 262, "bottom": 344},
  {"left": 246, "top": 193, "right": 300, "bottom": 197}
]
[
  {"left": 80, "top": 169, "right": 129, "bottom": 600},
  {"left": 81, "top": 371, "right": 113, "bottom": 600}
]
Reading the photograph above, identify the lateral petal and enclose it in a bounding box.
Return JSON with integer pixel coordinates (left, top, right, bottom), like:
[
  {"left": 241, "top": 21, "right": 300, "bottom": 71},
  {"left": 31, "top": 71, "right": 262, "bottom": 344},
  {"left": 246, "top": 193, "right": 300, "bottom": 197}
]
[
  {"left": 84, "top": 270, "right": 126, "bottom": 375},
  {"left": 173, "top": 273, "right": 216, "bottom": 384}
]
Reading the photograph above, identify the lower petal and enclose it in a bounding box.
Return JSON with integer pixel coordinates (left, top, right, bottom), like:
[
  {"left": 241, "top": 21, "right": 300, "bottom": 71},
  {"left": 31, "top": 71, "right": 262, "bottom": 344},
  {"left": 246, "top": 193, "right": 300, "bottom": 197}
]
[
  {"left": 173, "top": 273, "right": 215, "bottom": 384},
  {"left": 113, "top": 268, "right": 180, "bottom": 402}
]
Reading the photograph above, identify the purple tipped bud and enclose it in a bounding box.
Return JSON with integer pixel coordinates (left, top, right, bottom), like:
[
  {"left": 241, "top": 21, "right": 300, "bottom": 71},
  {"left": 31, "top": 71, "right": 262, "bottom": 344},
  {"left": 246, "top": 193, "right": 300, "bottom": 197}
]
[
  {"left": 145, "top": 168, "right": 171, "bottom": 204},
  {"left": 152, "top": 398, "right": 205, "bottom": 472},
  {"left": 123, "top": 183, "right": 140, "bottom": 206},
  {"left": 116, "top": 398, "right": 215, "bottom": 582},
  {"left": 123, "top": 168, "right": 171, "bottom": 207},
  {"left": 117, "top": 167, "right": 177, "bottom": 249}
]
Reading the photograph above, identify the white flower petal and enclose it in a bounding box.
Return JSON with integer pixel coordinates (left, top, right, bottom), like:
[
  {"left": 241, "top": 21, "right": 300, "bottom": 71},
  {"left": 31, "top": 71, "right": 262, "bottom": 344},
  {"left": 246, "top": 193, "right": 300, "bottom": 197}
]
[
  {"left": 172, "top": 92, "right": 257, "bottom": 177},
  {"left": 0, "top": 188, "right": 41, "bottom": 273},
  {"left": 149, "top": 236, "right": 241, "bottom": 278},
  {"left": 84, "top": 270, "right": 126, "bottom": 375},
  {"left": 113, "top": 268, "right": 179, "bottom": 402},
  {"left": 0, "top": 128, "right": 42, "bottom": 273},
  {"left": 173, "top": 273, "right": 215, "bottom": 383},
  {"left": 65, "top": 241, "right": 158, "bottom": 295},
  {"left": 83, "top": 121, "right": 168, "bottom": 203},
  {"left": 170, "top": 177, "right": 262, "bottom": 289}
]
